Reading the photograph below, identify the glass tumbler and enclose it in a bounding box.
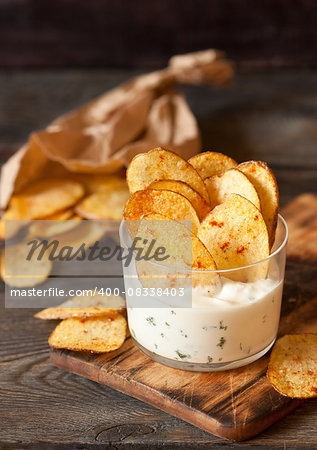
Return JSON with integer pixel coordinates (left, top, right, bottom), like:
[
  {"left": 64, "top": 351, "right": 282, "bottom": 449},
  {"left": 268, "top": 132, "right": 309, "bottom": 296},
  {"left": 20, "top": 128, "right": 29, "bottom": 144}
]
[{"left": 119, "top": 215, "right": 288, "bottom": 371}]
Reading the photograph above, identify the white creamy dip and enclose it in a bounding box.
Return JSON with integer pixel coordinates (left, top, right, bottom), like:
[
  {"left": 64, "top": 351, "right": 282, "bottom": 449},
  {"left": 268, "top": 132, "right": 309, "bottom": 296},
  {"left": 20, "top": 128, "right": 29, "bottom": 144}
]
[{"left": 127, "top": 276, "right": 283, "bottom": 364}]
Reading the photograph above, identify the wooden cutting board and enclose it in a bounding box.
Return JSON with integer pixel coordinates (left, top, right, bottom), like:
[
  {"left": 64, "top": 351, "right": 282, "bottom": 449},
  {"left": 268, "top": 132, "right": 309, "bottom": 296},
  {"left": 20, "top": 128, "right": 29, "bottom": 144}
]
[{"left": 50, "top": 194, "right": 317, "bottom": 441}]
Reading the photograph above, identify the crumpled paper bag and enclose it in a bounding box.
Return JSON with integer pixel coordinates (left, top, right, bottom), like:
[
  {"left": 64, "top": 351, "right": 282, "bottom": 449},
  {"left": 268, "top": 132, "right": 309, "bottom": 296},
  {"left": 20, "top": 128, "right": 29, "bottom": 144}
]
[{"left": 0, "top": 49, "right": 233, "bottom": 208}]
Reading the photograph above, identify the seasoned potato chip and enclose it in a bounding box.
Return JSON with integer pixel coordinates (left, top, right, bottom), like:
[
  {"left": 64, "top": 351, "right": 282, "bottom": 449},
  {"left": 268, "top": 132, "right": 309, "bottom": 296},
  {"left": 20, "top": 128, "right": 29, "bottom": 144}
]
[
  {"left": 137, "top": 213, "right": 218, "bottom": 288},
  {"left": 189, "top": 151, "right": 237, "bottom": 179},
  {"left": 34, "top": 294, "right": 126, "bottom": 319},
  {"left": 28, "top": 216, "right": 82, "bottom": 238},
  {"left": 141, "top": 213, "right": 217, "bottom": 270},
  {"left": 1, "top": 241, "right": 52, "bottom": 287},
  {"left": 238, "top": 161, "right": 279, "bottom": 248},
  {"left": 204, "top": 169, "right": 261, "bottom": 209},
  {"left": 9, "top": 179, "right": 85, "bottom": 219},
  {"left": 147, "top": 180, "right": 210, "bottom": 221},
  {"left": 48, "top": 314, "right": 127, "bottom": 353},
  {"left": 267, "top": 334, "right": 317, "bottom": 398},
  {"left": 127, "top": 148, "right": 209, "bottom": 202},
  {"left": 123, "top": 189, "right": 200, "bottom": 234},
  {"left": 75, "top": 185, "right": 130, "bottom": 220},
  {"left": 198, "top": 194, "right": 269, "bottom": 281}
]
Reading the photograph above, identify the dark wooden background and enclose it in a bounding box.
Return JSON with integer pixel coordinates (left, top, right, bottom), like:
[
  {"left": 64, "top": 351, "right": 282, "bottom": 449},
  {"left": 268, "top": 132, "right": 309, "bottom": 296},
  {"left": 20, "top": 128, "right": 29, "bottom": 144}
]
[{"left": 1, "top": 0, "right": 317, "bottom": 68}]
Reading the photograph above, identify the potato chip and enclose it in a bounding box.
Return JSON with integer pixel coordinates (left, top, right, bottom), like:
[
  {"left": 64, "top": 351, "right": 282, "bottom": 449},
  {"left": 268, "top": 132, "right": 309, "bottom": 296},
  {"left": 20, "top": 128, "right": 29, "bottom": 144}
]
[
  {"left": 137, "top": 213, "right": 218, "bottom": 288},
  {"left": 140, "top": 213, "right": 217, "bottom": 270},
  {"left": 147, "top": 180, "right": 210, "bottom": 221},
  {"left": 238, "top": 161, "right": 279, "bottom": 248},
  {"left": 1, "top": 241, "right": 52, "bottom": 287},
  {"left": 75, "top": 185, "right": 130, "bottom": 220},
  {"left": 9, "top": 179, "right": 84, "bottom": 220},
  {"left": 0, "top": 206, "right": 76, "bottom": 241},
  {"left": 55, "top": 221, "right": 107, "bottom": 249},
  {"left": 0, "top": 210, "right": 25, "bottom": 240},
  {"left": 127, "top": 148, "right": 209, "bottom": 202},
  {"left": 73, "top": 173, "right": 127, "bottom": 194},
  {"left": 0, "top": 195, "right": 34, "bottom": 239},
  {"left": 204, "top": 169, "right": 261, "bottom": 209},
  {"left": 28, "top": 216, "right": 82, "bottom": 238},
  {"left": 48, "top": 313, "right": 127, "bottom": 353},
  {"left": 57, "top": 293, "right": 125, "bottom": 309},
  {"left": 34, "top": 294, "right": 126, "bottom": 319},
  {"left": 189, "top": 151, "right": 237, "bottom": 179},
  {"left": 267, "top": 334, "right": 317, "bottom": 398},
  {"left": 198, "top": 194, "right": 269, "bottom": 281},
  {"left": 24, "top": 221, "right": 107, "bottom": 270},
  {"left": 123, "top": 189, "right": 200, "bottom": 234},
  {"left": 44, "top": 209, "right": 74, "bottom": 220}
]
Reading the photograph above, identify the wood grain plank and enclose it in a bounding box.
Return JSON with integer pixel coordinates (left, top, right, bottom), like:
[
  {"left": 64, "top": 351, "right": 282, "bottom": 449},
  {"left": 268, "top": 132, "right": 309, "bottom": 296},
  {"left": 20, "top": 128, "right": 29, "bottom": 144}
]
[{"left": 50, "top": 194, "right": 317, "bottom": 441}]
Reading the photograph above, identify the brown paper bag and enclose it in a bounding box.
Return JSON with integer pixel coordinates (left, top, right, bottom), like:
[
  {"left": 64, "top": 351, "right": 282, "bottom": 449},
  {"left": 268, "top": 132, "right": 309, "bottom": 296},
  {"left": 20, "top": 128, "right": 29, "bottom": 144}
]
[{"left": 0, "top": 49, "right": 233, "bottom": 208}]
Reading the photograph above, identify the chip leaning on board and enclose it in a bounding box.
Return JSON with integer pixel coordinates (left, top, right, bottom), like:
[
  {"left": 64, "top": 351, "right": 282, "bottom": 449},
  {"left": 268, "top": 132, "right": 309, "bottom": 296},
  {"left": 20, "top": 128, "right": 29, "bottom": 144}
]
[{"left": 1, "top": 148, "right": 316, "bottom": 396}]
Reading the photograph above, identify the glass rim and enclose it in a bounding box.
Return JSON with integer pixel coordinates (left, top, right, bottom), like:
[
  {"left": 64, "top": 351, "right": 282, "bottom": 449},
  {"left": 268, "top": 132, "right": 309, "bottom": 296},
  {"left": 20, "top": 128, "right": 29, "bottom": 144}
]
[{"left": 120, "top": 213, "right": 288, "bottom": 274}]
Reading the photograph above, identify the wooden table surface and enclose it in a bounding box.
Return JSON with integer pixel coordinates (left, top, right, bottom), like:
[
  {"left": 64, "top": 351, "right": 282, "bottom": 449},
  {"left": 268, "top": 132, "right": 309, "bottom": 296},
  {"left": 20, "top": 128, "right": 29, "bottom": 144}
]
[{"left": 0, "top": 69, "right": 316, "bottom": 449}]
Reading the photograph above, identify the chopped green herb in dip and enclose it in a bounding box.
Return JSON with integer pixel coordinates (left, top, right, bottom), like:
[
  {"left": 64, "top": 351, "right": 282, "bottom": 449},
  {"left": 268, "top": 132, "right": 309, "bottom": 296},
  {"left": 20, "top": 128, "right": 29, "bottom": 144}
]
[
  {"left": 146, "top": 316, "right": 156, "bottom": 326},
  {"left": 217, "top": 337, "right": 226, "bottom": 349},
  {"left": 219, "top": 320, "right": 227, "bottom": 330},
  {"left": 176, "top": 350, "right": 190, "bottom": 360}
]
